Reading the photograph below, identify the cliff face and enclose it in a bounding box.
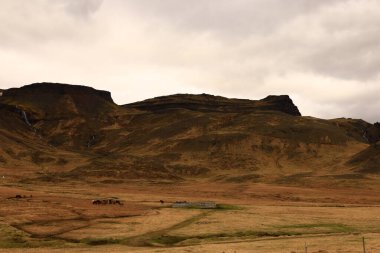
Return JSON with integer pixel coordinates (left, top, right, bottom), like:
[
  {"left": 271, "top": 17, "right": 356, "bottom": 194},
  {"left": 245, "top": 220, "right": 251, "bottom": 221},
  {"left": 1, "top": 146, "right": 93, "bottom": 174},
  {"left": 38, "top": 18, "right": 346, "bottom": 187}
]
[
  {"left": 124, "top": 93, "right": 301, "bottom": 116},
  {"left": 260, "top": 95, "right": 301, "bottom": 116},
  {"left": 3, "top": 82, "right": 113, "bottom": 103},
  {"left": 0, "top": 83, "right": 118, "bottom": 149},
  {"left": 1, "top": 83, "right": 115, "bottom": 120},
  {"left": 0, "top": 82, "right": 379, "bottom": 185}
]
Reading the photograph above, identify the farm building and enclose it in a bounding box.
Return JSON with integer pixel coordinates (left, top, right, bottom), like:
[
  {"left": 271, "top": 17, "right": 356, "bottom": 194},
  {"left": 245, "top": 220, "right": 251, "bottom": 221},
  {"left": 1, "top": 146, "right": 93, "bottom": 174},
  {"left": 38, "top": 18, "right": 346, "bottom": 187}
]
[{"left": 172, "top": 201, "right": 216, "bottom": 209}]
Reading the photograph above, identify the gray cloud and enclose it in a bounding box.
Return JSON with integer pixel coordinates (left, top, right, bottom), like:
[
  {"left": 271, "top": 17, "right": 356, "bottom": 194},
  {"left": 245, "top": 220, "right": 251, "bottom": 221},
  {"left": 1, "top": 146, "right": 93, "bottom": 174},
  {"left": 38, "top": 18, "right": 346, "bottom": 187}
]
[
  {"left": 0, "top": 0, "right": 379, "bottom": 123},
  {"left": 63, "top": 0, "right": 103, "bottom": 18},
  {"left": 125, "top": 0, "right": 344, "bottom": 36},
  {"left": 296, "top": 0, "right": 380, "bottom": 81}
]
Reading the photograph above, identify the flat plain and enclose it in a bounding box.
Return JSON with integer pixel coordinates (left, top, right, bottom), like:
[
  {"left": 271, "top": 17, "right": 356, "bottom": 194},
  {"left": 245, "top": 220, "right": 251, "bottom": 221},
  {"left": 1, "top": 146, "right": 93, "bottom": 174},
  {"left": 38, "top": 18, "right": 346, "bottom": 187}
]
[{"left": 1, "top": 180, "right": 379, "bottom": 253}]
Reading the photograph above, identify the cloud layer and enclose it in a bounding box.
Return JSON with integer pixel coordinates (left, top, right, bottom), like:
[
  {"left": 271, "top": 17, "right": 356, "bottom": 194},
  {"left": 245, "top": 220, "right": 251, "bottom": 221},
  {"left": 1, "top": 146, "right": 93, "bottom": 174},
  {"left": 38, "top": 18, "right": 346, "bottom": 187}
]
[{"left": 0, "top": 0, "right": 379, "bottom": 122}]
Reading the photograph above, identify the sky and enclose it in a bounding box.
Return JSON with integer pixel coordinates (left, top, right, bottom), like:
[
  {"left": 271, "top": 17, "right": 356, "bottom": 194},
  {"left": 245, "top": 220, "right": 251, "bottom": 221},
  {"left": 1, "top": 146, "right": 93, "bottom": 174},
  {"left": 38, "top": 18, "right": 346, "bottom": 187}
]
[{"left": 0, "top": 0, "right": 379, "bottom": 122}]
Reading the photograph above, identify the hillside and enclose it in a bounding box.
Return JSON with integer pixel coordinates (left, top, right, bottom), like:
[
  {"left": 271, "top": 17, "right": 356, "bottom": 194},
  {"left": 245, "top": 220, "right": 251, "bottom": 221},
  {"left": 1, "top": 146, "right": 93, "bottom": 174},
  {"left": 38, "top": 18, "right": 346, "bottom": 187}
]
[
  {"left": 0, "top": 82, "right": 379, "bottom": 186},
  {"left": 124, "top": 93, "right": 301, "bottom": 116}
]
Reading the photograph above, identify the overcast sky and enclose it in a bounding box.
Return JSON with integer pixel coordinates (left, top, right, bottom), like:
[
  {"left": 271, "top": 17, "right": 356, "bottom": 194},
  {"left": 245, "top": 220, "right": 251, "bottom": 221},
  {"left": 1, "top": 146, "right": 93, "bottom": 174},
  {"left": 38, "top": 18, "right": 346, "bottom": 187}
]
[{"left": 0, "top": 0, "right": 379, "bottom": 122}]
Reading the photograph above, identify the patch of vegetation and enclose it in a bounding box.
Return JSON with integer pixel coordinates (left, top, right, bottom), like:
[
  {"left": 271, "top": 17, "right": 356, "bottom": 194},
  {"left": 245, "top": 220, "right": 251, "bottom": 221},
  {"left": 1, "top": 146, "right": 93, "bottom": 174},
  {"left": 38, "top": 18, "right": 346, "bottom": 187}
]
[
  {"left": 216, "top": 204, "right": 243, "bottom": 210},
  {"left": 276, "top": 223, "right": 356, "bottom": 233},
  {"left": 172, "top": 204, "right": 241, "bottom": 210},
  {"left": 4, "top": 148, "right": 15, "bottom": 156},
  {"left": 202, "top": 230, "right": 301, "bottom": 239},
  {"left": 31, "top": 151, "right": 55, "bottom": 164},
  {"left": 0, "top": 224, "right": 65, "bottom": 248},
  {"left": 56, "top": 158, "right": 68, "bottom": 165},
  {"left": 333, "top": 174, "right": 366, "bottom": 179},
  {"left": 151, "top": 235, "right": 187, "bottom": 245},
  {"left": 0, "top": 155, "right": 6, "bottom": 164},
  {"left": 100, "top": 179, "right": 125, "bottom": 184},
  {"left": 48, "top": 134, "right": 68, "bottom": 147},
  {"left": 232, "top": 230, "right": 301, "bottom": 238},
  {"left": 168, "top": 164, "right": 210, "bottom": 176},
  {"left": 145, "top": 222, "right": 360, "bottom": 247},
  {"left": 149, "top": 230, "right": 301, "bottom": 246},
  {"left": 0, "top": 224, "right": 29, "bottom": 248},
  {"left": 81, "top": 237, "right": 121, "bottom": 246},
  {"left": 225, "top": 174, "right": 261, "bottom": 183},
  {"left": 275, "top": 172, "right": 314, "bottom": 185}
]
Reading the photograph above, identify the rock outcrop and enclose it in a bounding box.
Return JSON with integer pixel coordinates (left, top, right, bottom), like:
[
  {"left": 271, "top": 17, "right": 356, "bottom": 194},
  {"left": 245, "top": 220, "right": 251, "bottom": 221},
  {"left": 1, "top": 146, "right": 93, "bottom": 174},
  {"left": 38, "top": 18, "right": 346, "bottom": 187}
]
[{"left": 1, "top": 82, "right": 115, "bottom": 120}]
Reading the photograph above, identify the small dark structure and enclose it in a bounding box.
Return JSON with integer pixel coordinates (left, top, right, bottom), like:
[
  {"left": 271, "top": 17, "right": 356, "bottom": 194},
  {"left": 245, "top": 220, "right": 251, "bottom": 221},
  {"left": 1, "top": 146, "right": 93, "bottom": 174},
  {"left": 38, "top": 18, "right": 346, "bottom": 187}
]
[
  {"left": 92, "top": 199, "right": 102, "bottom": 205},
  {"left": 92, "top": 198, "right": 123, "bottom": 205},
  {"left": 8, "top": 195, "right": 32, "bottom": 200},
  {"left": 160, "top": 200, "right": 165, "bottom": 204}
]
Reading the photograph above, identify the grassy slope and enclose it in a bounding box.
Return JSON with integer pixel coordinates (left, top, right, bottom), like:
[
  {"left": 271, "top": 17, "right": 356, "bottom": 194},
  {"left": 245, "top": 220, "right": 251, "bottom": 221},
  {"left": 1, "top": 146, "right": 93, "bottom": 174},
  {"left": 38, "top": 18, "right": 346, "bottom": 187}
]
[{"left": 0, "top": 83, "right": 378, "bottom": 187}]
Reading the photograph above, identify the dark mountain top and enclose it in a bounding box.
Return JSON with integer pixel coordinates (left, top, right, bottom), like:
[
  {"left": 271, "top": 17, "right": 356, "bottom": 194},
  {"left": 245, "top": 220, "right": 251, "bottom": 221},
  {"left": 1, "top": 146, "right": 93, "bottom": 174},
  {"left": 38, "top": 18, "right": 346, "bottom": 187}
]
[
  {"left": 0, "top": 83, "right": 116, "bottom": 119},
  {"left": 3, "top": 82, "right": 113, "bottom": 103},
  {"left": 124, "top": 93, "right": 301, "bottom": 116}
]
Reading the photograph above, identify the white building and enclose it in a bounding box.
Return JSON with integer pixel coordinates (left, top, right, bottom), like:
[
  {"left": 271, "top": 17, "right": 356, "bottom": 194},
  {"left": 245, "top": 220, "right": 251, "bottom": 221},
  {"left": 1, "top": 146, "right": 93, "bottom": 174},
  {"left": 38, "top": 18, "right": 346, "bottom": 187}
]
[{"left": 172, "top": 201, "right": 216, "bottom": 209}]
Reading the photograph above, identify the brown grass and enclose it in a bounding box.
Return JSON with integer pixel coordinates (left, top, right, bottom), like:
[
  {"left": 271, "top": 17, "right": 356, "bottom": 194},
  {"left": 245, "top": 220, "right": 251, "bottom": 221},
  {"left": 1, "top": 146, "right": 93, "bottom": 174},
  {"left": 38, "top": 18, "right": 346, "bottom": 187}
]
[{"left": 0, "top": 181, "right": 379, "bottom": 252}]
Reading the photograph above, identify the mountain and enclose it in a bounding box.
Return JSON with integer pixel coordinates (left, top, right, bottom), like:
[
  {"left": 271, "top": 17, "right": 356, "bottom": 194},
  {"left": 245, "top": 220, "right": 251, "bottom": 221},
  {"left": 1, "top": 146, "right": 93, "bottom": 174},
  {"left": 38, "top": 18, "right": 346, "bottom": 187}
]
[
  {"left": 124, "top": 93, "right": 301, "bottom": 116},
  {"left": 0, "top": 82, "right": 379, "bottom": 186}
]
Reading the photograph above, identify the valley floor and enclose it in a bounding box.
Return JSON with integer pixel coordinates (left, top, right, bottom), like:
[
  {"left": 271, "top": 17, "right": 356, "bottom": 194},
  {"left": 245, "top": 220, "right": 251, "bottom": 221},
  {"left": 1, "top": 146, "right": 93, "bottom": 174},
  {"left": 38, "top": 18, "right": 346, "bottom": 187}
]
[{"left": 0, "top": 181, "right": 380, "bottom": 253}]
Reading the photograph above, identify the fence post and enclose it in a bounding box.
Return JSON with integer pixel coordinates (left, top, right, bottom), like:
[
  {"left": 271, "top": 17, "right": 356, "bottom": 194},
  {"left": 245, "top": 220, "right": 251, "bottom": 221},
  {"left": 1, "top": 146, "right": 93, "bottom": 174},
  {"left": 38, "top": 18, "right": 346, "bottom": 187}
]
[
  {"left": 305, "top": 242, "right": 308, "bottom": 253},
  {"left": 362, "top": 237, "right": 366, "bottom": 253}
]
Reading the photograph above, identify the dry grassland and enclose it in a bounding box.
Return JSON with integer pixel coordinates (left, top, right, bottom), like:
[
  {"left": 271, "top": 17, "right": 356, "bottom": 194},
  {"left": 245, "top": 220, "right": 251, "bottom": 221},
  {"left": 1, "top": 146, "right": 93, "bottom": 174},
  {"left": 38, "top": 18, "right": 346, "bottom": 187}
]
[{"left": 0, "top": 181, "right": 379, "bottom": 252}]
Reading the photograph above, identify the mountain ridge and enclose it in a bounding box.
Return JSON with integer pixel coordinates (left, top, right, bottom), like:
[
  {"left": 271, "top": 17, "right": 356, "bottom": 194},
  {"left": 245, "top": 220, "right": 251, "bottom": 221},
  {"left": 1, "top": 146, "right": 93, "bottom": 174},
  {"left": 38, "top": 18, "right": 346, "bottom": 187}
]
[
  {"left": 0, "top": 82, "right": 379, "bottom": 186},
  {"left": 124, "top": 93, "right": 301, "bottom": 116}
]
